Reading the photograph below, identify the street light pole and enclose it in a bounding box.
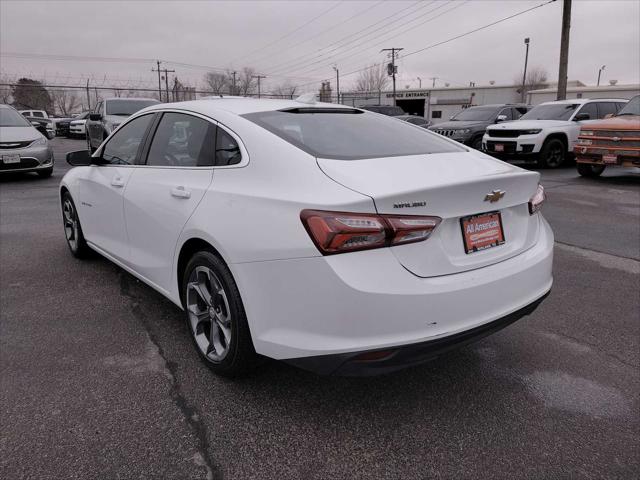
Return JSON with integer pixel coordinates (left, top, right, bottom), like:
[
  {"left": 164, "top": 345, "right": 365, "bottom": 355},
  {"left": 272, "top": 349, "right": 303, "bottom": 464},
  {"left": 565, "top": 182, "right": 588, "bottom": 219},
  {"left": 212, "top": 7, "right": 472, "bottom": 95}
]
[
  {"left": 597, "top": 65, "right": 606, "bottom": 86},
  {"left": 521, "top": 37, "right": 530, "bottom": 103},
  {"left": 333, "top": 66, "right": 340, "bottom": 104}
]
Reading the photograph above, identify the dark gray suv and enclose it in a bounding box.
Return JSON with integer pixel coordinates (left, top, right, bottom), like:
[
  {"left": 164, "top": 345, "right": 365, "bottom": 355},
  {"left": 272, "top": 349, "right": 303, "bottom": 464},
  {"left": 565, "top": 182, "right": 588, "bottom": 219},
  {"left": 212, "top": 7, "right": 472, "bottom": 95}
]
[{"left": 428, "top": 104, "right": 530, "bottom": 150}]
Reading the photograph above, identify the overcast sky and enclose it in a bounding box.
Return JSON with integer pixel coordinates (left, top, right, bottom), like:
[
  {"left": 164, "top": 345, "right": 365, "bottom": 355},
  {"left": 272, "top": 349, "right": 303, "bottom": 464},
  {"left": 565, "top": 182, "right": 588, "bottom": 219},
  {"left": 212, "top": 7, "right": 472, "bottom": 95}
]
[{"left": 1, "top": 0, "right": 638, "bottom": 94}]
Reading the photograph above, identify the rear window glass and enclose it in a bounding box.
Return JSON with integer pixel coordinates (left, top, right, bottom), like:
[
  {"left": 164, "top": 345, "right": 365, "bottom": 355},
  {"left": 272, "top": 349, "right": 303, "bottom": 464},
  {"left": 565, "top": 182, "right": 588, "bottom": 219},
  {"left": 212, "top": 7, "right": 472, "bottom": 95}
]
[{"left": 242, "top": 109, "right": 463, "bottom": 160}]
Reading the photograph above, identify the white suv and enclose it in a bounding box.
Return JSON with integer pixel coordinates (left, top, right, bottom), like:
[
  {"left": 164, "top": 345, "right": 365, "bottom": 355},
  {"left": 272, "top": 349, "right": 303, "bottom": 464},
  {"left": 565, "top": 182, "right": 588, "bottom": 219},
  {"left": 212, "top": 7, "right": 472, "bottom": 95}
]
[{"left": 483, "top": 98, "right": 628, "bottom": 168}]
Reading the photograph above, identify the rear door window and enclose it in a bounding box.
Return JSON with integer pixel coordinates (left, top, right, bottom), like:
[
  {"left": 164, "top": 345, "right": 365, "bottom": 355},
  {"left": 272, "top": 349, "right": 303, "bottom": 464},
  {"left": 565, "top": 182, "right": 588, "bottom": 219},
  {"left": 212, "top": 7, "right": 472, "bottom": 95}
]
[
  {"left": 576, "top": 103, "right": 598, "bottom": 120},
  {"left": 215, "top": 128, "right": 242, "bottom": 166},
  {"left": 243, "top": 109, "right": 463, "bottom": 160},
  {"left": 146, "top": 113, "right": 216, "bottom": 167},
  {"left": 597, "top": 102, "right": 618, "bottom": 118}
]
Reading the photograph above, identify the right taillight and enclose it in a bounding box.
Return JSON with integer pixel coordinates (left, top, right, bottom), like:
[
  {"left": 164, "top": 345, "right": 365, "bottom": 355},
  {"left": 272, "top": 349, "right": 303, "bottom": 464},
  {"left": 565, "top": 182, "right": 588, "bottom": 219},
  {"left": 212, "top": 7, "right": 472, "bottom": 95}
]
[
  {"left": 528, "top": 184, "right": 545, "bottom": 215},
  {"left": 301, "top": 209, "right": 441, "bottom": 255}
]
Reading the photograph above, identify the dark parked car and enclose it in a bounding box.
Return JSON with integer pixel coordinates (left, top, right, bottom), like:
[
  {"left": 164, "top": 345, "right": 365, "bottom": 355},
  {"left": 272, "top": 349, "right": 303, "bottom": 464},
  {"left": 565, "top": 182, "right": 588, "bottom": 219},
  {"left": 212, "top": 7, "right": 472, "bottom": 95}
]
[
  {"left": 395, "top": 115, "right": 432, "bottom": 129},
  {"left": 429, "top": 104, "right": 530, "bottom": 150},
  {"left": 361, "top": 105, "right": 405, "bottom": 116},
  {"left": 52, "top": 116, "right": 74, "bottom": 137}
]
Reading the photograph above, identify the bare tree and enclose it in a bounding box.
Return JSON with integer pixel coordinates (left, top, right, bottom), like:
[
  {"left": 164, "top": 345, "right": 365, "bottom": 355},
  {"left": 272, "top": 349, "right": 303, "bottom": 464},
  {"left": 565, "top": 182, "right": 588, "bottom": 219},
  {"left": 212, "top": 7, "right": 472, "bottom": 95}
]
[
  {"left": 0, "top": 75, "right": 12, "bottom": 104},
  {"left": 49, "top": 89, "right": 81, "bottom": 116},
  {"left": 204, "top": 72, "right": 228, "bottom": 94},
  {"left": 355, "top": 64, "right": 390, "bottom": 93},
  {"left": 271, "top": 81, "right": 298, "bottom": 99},
  {"left": 237, "top": 67, "right": 257, "bottom": 96},
  {"left": 514, "top": 66, "right": 549, "bottom": 98}
]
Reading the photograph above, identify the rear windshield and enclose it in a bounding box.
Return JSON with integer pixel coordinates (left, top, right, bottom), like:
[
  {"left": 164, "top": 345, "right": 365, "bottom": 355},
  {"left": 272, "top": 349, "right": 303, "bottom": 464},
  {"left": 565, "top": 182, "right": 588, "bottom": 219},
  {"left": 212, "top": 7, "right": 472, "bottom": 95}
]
[
  {"left": 242, "top": 109, "right": 463, "bottom": 160},
  {"left": 106, "top": 99, "right": 159, "bottom": 116}
]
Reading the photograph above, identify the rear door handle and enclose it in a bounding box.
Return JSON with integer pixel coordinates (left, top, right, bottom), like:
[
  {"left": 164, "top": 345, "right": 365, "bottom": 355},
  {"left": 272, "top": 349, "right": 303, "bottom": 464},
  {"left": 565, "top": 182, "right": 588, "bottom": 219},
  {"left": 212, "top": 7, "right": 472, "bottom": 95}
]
[
  {"left": 170, "top": 186, "right": 191, "bottom": 199},
  {"left": 111, "top": 177, "right": 125, "bottom": 187}
]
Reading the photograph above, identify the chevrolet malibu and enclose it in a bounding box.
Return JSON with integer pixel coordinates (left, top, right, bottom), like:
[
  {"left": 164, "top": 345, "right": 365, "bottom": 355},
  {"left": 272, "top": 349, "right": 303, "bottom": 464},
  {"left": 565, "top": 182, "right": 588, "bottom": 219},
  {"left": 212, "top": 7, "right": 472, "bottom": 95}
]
[{"left": 60, "top": 97, "right": 553, "bottom": 376}]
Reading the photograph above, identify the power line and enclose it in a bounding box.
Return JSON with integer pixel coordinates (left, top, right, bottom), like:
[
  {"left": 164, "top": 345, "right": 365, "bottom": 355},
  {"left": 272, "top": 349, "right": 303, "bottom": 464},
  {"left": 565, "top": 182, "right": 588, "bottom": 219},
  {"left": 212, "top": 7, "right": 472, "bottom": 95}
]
[
  {"left": 251, "top": 0, "right": 386, "bottom": 70},
  {"left": 283, "top": 1, "right": 463, "bottom": 79},
  {"left": 234, "top": 1, "right": 344, "bottom": 63},
  {"left": 292, "top": 0, "right": 557, "bottom": 90},
  {"left": 264, "top": 1, "right": 434, "bottom": 76}
]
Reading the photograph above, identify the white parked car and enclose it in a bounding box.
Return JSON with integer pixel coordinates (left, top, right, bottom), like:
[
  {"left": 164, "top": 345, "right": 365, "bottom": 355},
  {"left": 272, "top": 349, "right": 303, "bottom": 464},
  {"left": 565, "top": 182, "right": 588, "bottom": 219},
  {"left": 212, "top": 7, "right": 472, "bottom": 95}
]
[
  {"left": 68, "top": 111, "right": 90, "bottom": 138},
  {"left": 60, "top": 98, "right": 553, "bottom": 376},
  {"left": 19, "top": 109, "right": 49, "bottom": 119},
  {"left": 483, "top": 98, "right": 628, "bottom": 168}
]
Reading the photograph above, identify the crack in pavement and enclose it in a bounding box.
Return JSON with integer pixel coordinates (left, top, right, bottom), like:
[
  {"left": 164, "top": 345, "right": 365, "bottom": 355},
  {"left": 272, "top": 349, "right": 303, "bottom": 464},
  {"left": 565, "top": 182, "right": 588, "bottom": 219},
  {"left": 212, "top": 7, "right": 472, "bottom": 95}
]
[
  {"left": 555, "top": 241, "right": 640, "bottom": 269},
  {"left": 119, "top": 270, "right": 221, "bottom": 480}
]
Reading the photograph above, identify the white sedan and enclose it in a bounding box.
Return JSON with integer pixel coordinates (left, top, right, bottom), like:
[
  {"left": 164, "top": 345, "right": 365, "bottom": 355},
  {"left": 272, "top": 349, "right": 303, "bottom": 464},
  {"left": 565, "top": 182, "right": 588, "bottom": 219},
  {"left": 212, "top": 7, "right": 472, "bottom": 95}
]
[
  {"left": 60, "top": 97, "right": 553, "bottom": 376},
  {"left": 68, "top": 112, "right": 90, "bottom": 138}
]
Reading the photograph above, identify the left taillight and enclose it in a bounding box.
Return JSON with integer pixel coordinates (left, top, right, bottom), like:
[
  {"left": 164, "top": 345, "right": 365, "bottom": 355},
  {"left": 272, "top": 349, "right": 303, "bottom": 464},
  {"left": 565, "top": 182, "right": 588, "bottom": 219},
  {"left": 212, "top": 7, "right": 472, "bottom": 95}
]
[
  {"left": 300, "top": 209, "right": 441, "bottom": 255},
  {"left": 528, "top": 184, "right": 545, "bottom": 215}
]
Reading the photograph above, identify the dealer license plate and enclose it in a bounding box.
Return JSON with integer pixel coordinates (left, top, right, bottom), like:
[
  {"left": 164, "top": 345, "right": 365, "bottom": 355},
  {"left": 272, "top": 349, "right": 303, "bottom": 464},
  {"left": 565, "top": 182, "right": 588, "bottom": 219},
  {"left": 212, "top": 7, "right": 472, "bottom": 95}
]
[
  {"left": 494, "top": 144, "right": 504, "bottom": 152},
  {"left": 603, "top": 154, "right": 618, "bottom": 164},
  {"left": 460, "top": 211, "right": 505, "bottom": 254},
  {"left": 2, "top": 154, "right": 20, "bottom": 164}
]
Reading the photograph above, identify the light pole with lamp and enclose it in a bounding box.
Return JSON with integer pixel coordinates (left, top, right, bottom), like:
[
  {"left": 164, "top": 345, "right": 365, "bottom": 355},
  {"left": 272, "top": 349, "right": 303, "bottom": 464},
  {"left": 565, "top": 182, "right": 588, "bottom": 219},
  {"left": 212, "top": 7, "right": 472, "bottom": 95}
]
[
  {"left": 521, "top": 37, "right": 530, "bottom": 103},
  {"left": 597, "top": 65, "right": 606, "bottom": 86},
  {"left": 332, "top": 65, "right": 340, "bottom": 104}
]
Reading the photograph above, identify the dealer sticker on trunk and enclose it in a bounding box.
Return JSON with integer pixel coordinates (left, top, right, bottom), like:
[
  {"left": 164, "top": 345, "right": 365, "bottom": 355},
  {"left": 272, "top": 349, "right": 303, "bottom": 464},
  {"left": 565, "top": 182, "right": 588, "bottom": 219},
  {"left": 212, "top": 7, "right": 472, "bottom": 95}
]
[{"left": 460, "top": 211, "right": 505, "bottom": 254}]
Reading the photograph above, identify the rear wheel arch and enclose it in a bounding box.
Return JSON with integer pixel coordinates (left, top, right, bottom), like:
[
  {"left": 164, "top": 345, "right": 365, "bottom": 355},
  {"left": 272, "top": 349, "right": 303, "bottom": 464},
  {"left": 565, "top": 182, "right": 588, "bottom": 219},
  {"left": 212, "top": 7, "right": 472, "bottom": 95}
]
[{"left": 176, "top": 237, "right": 228, "bottom": 305}]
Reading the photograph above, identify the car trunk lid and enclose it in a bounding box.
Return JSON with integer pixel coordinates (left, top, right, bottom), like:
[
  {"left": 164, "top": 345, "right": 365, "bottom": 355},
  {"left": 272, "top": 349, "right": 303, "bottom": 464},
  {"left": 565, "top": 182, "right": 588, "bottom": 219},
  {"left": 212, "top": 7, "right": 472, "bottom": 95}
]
[{"left": 317, "top": 151, "right": 541, "bottom": 277}]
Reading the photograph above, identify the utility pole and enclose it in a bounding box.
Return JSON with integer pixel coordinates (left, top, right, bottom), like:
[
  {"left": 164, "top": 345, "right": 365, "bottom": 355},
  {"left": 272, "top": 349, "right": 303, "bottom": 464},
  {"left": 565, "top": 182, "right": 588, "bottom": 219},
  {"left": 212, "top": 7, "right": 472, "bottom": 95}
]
[
  {"left": 252, "top": 75, "right": 266, "bottom": 98},
  {"left": 85, "top": 78, "right": 91, "bottom": 111},
  {"left": 333, "top": 66, "right": 340, "bottom": 104},
  {"left": 429, "top": 77, "right": 438, "bottom": 88},
  {"left": 556, "top": 0, "right": 572, "bottom": 100},
  {"left": 597, "top": 65, "right": 606, "bottom": 86},
  {"left": 152, "top": 60, "right": 163, "bottom": 101},
  {"left": 231, "top": 71, "right": 237, "bottom": 95},
  {"left": 381, "top": 47, "right": 403, "bottom": 106},
  {"left": 162, "top": 68, "right": 175, "bottom": 102},
  {"left": 417, "top": 77, "right": 422, "bottom": 89},
  {"left": 521, "top": 37, "right": 530, "bottom": 103}
]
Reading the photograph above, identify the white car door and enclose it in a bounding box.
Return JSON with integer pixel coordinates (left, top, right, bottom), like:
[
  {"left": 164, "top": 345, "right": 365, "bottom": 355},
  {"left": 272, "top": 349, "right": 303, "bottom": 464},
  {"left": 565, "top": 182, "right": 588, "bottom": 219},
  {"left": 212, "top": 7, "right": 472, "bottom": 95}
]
[
  {"left": 123, "top": 112, "right": 219, "bottom": 293},
  {"left": 78, "top": 113, "right": 156, "bottom": 263}
]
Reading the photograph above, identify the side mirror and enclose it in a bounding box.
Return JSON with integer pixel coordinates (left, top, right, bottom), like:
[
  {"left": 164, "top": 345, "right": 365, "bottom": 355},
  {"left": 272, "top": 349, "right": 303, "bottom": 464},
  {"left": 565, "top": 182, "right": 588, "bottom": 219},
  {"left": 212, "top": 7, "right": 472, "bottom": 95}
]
[
  {"left": 604, "top": 113, "right": 614, "bottom": 119},
  {"left": 66, "top": 150, "right": 93, "bottom": 166},
  {"left": 89, "top": 113, "right": 102, "bottom": 121},
  {"left": 574, "top": 112, "right": 591, "bottom": 121},
  {"left": 496, "top": 114, "right": 508, "bottom": 123}
]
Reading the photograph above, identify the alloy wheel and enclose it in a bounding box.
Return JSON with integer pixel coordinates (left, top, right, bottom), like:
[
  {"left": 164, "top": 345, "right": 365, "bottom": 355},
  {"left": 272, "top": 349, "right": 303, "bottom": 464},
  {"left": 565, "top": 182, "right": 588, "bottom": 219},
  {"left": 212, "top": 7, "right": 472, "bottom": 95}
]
[
  {"left": 186, "top": 266, "right": 232, "bottom": 362},
  {"left": 62, "top": 198, "right": 79, "bottom": 251},
  {"left": 546, "top": 145, "right": 564, "bottom": 168}
]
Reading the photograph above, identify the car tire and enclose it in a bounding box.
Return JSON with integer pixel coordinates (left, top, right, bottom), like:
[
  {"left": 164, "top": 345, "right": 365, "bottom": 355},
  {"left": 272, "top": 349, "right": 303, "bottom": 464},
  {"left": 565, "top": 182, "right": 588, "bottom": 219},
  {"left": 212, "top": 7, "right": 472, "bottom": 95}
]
[
  {"left": 182, "top": 251, "right": 258, "bottom": 377},
  {"left": 577, "top": 163, "right": 606, "bottom": 177},
  {"left": 471, "top": 136, "right": 483, "bottom": 151},
  {"left": 537, "top": 138, "right": 566, "bottom": 169},
  {"left": 61, "top": 192, "right": 91, "bottom": 258},
  {"left": 37, "top": 167, "right": 53, "bottom": 178}
]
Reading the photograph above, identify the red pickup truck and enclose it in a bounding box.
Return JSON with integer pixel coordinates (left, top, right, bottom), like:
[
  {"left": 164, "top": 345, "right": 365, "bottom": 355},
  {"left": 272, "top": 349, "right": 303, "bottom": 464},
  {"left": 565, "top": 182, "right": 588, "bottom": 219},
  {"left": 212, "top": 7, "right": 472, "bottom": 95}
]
[{"left": 574, "top": 94, "right": 640, "bottom": 177}]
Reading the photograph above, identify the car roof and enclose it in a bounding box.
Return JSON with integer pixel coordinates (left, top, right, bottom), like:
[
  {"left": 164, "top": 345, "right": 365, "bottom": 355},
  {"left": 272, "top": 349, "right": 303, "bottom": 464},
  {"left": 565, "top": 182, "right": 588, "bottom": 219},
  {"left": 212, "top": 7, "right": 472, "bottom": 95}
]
[
  {"left": 142, "top": 97, "right": 356, "bottom": 116},
  {"left": 103, "top": 97, "right": 160, "bottom": 102},
  {"left": 539, "top": 98, "right": 629, "bottom": 106}
]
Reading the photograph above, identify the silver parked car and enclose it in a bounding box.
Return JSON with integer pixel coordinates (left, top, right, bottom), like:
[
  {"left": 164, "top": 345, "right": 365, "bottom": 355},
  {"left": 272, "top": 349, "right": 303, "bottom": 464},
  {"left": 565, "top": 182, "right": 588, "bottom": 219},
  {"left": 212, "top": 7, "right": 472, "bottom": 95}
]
[
  {"left": 0, "top": 104, "right": 54, "bottom": 178},
  {"left": 86, "top": 98, "right": 159, "bottom": 152}
]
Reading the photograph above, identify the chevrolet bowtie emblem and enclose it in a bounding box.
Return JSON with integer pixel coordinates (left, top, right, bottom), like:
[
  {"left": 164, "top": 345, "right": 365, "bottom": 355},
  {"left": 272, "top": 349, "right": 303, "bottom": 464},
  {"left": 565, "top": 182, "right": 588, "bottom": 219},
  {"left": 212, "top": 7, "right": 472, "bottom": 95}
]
[
  {"left": 612, "top": 137, "right": 621, "bottom": 142},
  {"left": 484, "top": 190, "right": 505, "bottom": 203}
]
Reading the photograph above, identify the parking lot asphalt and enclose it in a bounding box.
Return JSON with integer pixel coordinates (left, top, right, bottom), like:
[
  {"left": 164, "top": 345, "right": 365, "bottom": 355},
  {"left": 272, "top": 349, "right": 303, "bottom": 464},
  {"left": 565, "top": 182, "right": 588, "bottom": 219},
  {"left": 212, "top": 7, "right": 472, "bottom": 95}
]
[{"left": 1, "top": 137, "right": 638, "bottom": 480}]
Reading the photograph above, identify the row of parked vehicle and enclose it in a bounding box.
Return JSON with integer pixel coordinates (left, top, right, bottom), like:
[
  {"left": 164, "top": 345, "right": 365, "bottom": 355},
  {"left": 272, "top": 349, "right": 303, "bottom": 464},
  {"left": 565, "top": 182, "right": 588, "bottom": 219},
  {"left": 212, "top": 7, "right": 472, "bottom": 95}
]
[{"left": 362, "top": 96, "right": 639, "bottom": 174}]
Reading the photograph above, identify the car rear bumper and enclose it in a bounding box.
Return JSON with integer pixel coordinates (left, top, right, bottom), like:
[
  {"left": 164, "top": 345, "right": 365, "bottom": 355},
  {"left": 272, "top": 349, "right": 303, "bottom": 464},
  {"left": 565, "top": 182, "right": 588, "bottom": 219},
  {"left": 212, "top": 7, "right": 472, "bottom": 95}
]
[
  {"left": 231, "top": 215, "right": 554, "bottom": 368},
  {"left": 287, "top": 291, "right": 549, "bottom": 375}
]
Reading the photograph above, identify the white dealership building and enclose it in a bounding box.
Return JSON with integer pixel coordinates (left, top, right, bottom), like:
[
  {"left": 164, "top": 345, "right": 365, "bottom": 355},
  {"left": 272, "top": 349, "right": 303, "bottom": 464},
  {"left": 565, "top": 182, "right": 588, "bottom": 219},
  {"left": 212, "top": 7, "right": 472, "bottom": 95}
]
[{"left": 342, "top": 81, "right": 639, "bottom": 125}]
